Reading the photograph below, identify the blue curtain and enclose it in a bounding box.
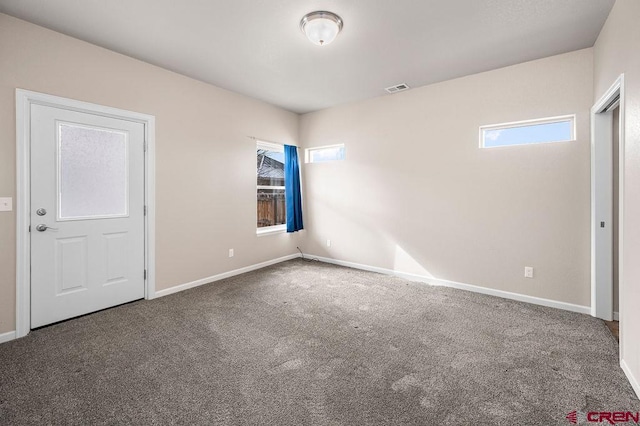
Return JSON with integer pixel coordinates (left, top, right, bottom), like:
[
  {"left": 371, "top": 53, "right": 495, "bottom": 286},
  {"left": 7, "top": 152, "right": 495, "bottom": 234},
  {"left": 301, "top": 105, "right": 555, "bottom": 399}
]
[{"left": 284, "top": 145, "right": 304, "bottom": 232}]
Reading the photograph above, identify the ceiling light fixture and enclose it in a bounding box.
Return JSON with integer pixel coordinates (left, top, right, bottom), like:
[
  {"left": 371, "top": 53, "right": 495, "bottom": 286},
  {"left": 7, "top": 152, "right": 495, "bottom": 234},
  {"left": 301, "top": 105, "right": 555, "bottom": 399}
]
[{"left": 300, "top": 11, "right": 343, "bottom": 46}]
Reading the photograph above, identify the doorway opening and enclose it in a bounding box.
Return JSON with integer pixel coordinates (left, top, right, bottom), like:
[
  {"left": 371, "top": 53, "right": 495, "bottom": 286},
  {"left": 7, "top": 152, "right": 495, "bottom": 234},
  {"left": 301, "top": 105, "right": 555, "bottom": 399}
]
[{"left": 590, "top": 75, "right": 624, "bottom": 345}]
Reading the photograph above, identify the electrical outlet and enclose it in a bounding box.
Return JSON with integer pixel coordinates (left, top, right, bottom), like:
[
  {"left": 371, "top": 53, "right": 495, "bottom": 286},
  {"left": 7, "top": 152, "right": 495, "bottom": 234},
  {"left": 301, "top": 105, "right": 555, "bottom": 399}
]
[
  {"left": 326, "top": 239, "right": 331, "bottom": 247},
  {"left": 228, "top": 249, "right": 234, "bottom": 258},
  {"left": 524, "top": 267, "right": 533, "bottom": 278}
]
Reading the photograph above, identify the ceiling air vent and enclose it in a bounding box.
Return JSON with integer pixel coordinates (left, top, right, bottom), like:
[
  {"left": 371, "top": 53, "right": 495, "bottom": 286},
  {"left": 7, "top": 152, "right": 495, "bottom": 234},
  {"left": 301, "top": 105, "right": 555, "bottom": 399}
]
[{"left": 385, "top": 83, "right": 410, "bottom": 94}]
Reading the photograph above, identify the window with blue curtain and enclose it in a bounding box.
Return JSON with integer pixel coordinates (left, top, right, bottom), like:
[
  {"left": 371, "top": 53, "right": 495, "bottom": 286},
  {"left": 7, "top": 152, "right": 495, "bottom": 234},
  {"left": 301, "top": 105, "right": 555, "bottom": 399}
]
[
  {"left": 284, "top": 145, "right": 303, "bottom": 232},
  {"left": 256, "top": 142, "right": 286, "bottom": 232}
]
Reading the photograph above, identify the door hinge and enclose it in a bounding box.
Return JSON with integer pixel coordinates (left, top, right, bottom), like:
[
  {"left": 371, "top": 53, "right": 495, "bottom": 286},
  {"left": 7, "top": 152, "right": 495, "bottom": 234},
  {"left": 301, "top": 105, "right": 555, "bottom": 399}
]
[
  {"left": 28, "top": 225, "right": 31, "bottom": 232},
  {"left": 144, "top": 269, "right": 147, "bottom": 280},
  {"left": 144, "top": 205, "right": 147, "bottom": 216}
]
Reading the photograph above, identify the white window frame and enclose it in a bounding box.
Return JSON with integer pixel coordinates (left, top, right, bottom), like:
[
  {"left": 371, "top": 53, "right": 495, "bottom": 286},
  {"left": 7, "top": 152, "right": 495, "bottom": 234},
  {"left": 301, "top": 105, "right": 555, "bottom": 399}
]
[
  {"left": 305, "top": 143, "right": 345, "bottom": 163},
  {"left": 256, "top": 140, "right": 286, "bottom": 235},
  {"left": 479, "top": 114, "right": 576, "bottom": 149}
]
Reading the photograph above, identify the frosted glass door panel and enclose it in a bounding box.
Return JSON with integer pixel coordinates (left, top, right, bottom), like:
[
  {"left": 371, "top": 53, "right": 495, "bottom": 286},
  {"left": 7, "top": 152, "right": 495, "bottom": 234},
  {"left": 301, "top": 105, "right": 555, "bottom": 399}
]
[{"left": 58, "top": 123, "right": 129, "bottom": 219}]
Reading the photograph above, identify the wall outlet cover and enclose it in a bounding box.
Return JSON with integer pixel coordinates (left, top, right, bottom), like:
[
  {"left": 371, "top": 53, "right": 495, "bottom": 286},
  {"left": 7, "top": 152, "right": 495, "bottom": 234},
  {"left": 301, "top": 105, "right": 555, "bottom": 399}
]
[
  {"left": 524, "top": 267, "right": 534, "bottom": 278},
  {"left": 0, "top": 197, "right": 12, "bottom": 212}
]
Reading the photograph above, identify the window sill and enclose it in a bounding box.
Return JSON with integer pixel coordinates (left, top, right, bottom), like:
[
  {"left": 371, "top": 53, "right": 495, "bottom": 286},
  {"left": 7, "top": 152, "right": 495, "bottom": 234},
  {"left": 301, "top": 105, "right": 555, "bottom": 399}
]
[{"left": 256, "top": 225, "right": 286, "bottom": 237}]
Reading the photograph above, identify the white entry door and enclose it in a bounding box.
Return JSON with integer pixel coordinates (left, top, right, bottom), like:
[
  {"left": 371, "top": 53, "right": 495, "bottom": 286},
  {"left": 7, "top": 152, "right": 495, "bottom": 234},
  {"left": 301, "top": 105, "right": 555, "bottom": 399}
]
[{"left": 30, "top": 104, "right": 145, "bottom": 328}]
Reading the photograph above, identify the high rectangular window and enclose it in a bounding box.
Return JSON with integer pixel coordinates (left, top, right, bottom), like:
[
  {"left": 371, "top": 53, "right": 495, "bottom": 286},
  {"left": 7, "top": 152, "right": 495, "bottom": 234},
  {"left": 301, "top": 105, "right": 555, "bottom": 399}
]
[
  {"left": 257, "top": 141, "right": 286, "bottom": 233},
  {"left": 480, "top": 115, "right": 575, "bottom": 148},
  {"left": 305, "top": 144, "right": 345, "bottom": 163}
]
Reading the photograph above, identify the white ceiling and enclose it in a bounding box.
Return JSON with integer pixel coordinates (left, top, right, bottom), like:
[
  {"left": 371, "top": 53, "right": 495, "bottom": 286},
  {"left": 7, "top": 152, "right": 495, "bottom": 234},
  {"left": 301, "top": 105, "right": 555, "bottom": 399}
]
[{"left": 0, "top": 0, "right": 615, "bottom": 114}]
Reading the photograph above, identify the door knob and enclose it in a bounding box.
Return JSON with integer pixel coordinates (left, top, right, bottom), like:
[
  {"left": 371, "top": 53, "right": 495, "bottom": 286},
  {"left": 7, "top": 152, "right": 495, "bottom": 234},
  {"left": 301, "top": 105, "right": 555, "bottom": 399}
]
[{"left": 36, "top": 224, "right": 58, "bottom": 232}]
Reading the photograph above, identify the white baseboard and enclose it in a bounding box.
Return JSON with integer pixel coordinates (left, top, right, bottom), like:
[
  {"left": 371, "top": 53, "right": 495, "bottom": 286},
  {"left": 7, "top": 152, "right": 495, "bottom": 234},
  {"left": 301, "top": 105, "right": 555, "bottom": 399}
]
[
  {"left": 154, "top": 253, "right": 301, "bottom": 298},
  {"left": 310, "top": 255, "right": 591, "bottom": 316},
  {"left": 0, "top": 330, "right": 16, "bottom": 344},
  {"left": 614, "top": 311, "right": 619, "bottom": 321},
  {"left": 621, "top": 359, "right": 640, "bottom": 399}
]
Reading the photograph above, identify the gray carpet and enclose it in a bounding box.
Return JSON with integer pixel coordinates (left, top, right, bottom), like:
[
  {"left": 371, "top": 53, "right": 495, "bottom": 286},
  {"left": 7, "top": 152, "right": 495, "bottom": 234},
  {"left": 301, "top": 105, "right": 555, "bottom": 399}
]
[{"left": 0, "top": 259, "right": 638, "bottom": 425}]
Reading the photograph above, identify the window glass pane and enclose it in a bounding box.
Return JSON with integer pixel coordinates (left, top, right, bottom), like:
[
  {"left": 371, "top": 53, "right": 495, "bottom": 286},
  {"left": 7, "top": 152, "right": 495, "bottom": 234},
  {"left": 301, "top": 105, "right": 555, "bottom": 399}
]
[
  {"left": 257, "top": 148, "right": 285, "bottom": 186},
  {"left": 257, "top": 189, "right": 286, "bottom": 228},
  {"left": 59, "top": 123, "right": 128, "bottom": 219},
  {"left": 308, "top": 145, "right": 345, "bottom": 163},
  {"left": 482, "top": 118, "right": 574, "bottom": 148}
]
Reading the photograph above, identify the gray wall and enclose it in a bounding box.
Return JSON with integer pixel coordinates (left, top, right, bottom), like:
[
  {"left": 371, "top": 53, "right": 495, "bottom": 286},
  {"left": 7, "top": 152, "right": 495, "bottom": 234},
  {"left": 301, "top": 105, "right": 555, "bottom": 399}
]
[{"left": 300, "top": 49, "right": 594, "bottom": 307}]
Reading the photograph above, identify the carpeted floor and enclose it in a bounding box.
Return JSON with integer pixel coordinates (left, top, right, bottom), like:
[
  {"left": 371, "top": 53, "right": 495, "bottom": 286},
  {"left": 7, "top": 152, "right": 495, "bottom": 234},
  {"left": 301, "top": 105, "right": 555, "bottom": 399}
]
[{"left": 1, "top": 259, "right": 638, "bottom": 425}]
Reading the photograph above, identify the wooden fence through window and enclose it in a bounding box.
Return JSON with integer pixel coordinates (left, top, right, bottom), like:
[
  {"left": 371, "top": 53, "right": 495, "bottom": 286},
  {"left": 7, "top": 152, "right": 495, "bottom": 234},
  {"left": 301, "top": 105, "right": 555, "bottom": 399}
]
[{"left": 257, "top": 193, "right": 286, "bottom": 227}]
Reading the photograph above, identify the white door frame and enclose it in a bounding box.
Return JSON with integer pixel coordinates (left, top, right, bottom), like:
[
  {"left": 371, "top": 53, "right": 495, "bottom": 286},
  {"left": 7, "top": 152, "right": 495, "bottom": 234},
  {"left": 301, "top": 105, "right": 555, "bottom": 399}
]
[
  {"left": 590, "top": 74, "right": 625, "bottom": 326},
  {"left": 15, "top": 89, "right": 156, "bottom": 338}
]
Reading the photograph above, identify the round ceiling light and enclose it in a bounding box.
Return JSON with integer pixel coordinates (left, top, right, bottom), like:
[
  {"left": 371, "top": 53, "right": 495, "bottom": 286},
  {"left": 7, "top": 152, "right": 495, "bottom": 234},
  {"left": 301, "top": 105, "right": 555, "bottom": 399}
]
[{"left": 300, "top": 11, "right": 343, "bottom": 46}]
